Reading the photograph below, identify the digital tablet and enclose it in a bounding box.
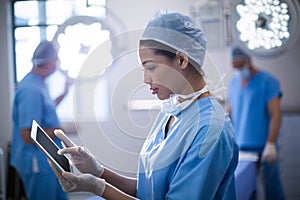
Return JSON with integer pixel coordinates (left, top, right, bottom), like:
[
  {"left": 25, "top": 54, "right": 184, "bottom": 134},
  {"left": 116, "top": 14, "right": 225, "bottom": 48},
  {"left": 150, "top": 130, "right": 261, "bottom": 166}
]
[{"left": 31, "top": 120, "right": 71, "bottom": 173}]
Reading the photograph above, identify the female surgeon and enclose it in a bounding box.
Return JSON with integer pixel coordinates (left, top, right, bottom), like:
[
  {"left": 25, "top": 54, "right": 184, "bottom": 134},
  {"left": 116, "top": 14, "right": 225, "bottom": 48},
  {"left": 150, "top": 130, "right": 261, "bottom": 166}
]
[{"left": 49, "top": 10, "right": 239, "bottom": 200}]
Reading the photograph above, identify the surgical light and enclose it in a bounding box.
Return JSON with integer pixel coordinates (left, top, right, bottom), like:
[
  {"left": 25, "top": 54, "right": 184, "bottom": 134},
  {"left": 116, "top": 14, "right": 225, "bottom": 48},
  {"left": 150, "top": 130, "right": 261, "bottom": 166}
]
[{"left": 231, "top": 0, "right": 300, "bottom": 56}]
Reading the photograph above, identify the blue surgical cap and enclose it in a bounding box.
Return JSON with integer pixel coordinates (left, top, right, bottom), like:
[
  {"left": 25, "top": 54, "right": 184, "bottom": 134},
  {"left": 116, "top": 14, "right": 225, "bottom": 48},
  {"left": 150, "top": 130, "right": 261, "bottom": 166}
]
[
  {"left": 231, "top": 46, "right": 250, "bottom": 60},
  {"left": 140, "top": 9, "right": 207, "bottom": 68},
  {"left": 32, "top": 40, "right": 58, "bottom": 65}
]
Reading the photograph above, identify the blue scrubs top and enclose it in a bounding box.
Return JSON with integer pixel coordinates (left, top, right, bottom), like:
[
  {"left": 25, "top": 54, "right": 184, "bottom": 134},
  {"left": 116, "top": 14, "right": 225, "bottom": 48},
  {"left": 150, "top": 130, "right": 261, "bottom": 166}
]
[
  {"left": 228, "top": 71, "right": 282, "bottom": 149},
  {"left": 10, "top": 73, "right": 62, "bottom": 174},
  {"left": 137, "top": 97, "right": 239, "bottom": 200}
]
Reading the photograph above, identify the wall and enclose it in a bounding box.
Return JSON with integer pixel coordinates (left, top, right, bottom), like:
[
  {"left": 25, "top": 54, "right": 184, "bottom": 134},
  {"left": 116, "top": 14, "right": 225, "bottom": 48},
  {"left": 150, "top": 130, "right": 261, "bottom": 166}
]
[
  {"left": 0, "top": 0, "right": 14, "bottom": 161},
  {"left": 253, "top": 42, "right": 300, "bottom": 112},
  {"left": 278, "top": 114, "right": 300, "bottom": 200},
  {"left": 107, "top": 0, "right": 196, "bottom": 30}
]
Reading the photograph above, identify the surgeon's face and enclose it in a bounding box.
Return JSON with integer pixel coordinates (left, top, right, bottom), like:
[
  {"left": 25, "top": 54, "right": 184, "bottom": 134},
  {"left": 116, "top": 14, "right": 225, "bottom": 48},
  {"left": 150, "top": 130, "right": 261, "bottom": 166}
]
[
  {"left": 139, "top": 47, "right": 187, "bottom": 100},
  {"left": 47, "top": 57, "right": 60, "bottom": 74},
  {"left": 232, "top": 57, "right": 248, "bottom": 70}
]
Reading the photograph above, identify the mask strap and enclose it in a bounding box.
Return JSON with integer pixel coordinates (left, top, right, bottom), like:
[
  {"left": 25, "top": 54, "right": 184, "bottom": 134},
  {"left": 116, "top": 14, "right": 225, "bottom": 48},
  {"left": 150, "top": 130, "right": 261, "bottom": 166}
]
[
  {"left": 175, "top": 85, "right": 209, "bottom": 111},
  {"left": 177, "top": 84, "right": 209, "bottom": 100}
]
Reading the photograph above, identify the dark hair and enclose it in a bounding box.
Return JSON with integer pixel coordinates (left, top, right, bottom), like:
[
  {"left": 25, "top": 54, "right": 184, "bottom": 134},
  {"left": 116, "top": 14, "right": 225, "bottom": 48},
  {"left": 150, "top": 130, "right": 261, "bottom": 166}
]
[
  {"left": 139, "top": 40, "right": 176, "bottom": 61},
  {"left": 139, "top": 40, "right": 204, "bottom": 76}
]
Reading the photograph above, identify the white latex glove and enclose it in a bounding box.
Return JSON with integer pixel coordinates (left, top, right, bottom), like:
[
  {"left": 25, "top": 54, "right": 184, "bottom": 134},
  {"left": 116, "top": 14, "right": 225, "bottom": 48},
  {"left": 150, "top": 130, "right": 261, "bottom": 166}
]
[
  {"left": 54, "top": 129, "right": 104, "bottom": 177},
  {"left": 262, "top": 142, "right": 277, "bottom": 163},
  {"left": 49, "top": 160, "right": 105, "bottom": 196}
]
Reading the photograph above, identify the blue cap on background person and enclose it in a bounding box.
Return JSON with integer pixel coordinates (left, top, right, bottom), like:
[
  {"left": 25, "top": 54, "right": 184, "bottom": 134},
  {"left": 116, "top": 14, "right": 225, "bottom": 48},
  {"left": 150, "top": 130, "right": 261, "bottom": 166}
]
[
  {"left": 140, "top": 9, "right": 207, "bottom": 68},
  {"left": 231, "top": 46, "right": 250, "bottom": 60},
  {"left": 32, "top": 40, "right": 58, "bottom": 65}
]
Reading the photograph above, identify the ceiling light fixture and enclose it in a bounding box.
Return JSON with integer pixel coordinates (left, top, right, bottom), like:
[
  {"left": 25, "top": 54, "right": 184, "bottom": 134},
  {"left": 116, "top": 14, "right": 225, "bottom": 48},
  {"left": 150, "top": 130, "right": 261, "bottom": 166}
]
[{"left": 231, "top": 0, "right": 300, "bottom": 56}]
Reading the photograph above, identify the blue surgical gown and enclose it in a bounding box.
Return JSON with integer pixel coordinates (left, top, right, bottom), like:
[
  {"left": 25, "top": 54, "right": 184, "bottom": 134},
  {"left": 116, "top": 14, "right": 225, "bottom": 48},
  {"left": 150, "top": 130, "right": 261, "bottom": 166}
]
[
  {"left": 137, "top": 97, "right": 239, "bottom": 200},
  {"left": 228, "top": 71, "right": 285, "bottom": 200},
  {"left": 228, "top": 71, "right": 282, "bottom": 149}
]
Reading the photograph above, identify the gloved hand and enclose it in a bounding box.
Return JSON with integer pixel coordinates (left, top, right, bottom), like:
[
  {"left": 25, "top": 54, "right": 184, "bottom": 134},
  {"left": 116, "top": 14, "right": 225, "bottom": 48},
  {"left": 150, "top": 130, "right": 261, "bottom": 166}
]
[
  {"left": 48, "top": 160, "right": 106, "bottom": 196},
  {"left": 262, "top": 142, "right": 277, "bottom": 163},
  {"left": 54, "top": 129, "right": 104, "bottom": 177}
]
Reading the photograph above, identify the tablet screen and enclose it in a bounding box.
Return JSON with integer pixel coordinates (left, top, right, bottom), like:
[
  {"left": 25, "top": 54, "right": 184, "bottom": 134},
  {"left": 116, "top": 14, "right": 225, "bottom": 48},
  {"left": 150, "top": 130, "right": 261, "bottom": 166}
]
[{"left": 36, "top": 125, "right": 71, "bottom": 172}]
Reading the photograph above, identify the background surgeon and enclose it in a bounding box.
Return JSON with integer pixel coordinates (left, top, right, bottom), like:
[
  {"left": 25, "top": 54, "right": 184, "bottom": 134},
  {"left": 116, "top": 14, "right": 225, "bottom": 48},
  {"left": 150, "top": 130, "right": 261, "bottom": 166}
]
[
  {"left": 49, "top": 10, "right": 239, "bottom": 199},
  {"left": 227, "top": 46, "right": 284, "bottom": 200},
  {"left": 10, "top": 40, "right": 71, "bottom": 200}
]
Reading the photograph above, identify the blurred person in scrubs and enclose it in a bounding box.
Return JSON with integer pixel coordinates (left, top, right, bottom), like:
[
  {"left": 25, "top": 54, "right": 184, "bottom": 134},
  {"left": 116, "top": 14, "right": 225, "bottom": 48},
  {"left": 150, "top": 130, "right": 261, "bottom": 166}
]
[
  {"left": 49, "top": 10, "right": 239, "bottom": 199},
  {"left": 10, "top": 40, "right": 72, "bottom": 200},
  {"left": 227, "top": 46, "right": 285, "bottom": 200}
]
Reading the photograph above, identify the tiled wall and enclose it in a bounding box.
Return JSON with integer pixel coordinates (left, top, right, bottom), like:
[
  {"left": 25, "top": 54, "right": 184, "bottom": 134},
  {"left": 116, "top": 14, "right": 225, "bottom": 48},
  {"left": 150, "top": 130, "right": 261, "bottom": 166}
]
[{"left": 278, "top": 114, "right": 300, "bottom": 200}]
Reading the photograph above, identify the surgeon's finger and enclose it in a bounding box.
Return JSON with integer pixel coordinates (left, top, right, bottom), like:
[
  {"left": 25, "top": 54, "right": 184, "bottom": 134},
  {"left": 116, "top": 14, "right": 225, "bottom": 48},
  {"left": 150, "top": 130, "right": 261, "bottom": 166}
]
[
  {"left": 54, "top": 129, "right": 75, "bottom": 147},
  {"left": 60, "top": 172, "right": 78, "bottom": 192},
  {"left": 48, "top": 159, "right": 75, "bottom": 191},
  {"left": 57, "top": 146, "right": 82, "bottom": 156},
  {"left": 62, "top": 172, "right": 79, "bottom": 182}
]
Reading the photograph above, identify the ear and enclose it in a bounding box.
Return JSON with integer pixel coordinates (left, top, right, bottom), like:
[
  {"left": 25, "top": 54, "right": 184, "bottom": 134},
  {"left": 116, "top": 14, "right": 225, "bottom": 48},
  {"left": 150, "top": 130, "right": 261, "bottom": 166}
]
[{"left": 176, "top": 52, "right": 189, "bottom": 69}]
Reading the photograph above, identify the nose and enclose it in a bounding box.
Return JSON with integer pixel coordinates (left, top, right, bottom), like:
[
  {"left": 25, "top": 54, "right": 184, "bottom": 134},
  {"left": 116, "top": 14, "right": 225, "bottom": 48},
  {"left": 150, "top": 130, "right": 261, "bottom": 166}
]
[{"left": 143, "top": 70, "right": 151, "bottom": 85}]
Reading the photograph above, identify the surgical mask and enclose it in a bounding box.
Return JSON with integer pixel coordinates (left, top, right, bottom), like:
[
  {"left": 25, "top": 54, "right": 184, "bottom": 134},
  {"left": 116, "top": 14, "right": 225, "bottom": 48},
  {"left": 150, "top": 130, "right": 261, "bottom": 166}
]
[
  {"left": 238, "top": 66, "right": 251, "bottom": 79},
  {"left": 161, "top": 85, "right": 209, "bottom": 116}
]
